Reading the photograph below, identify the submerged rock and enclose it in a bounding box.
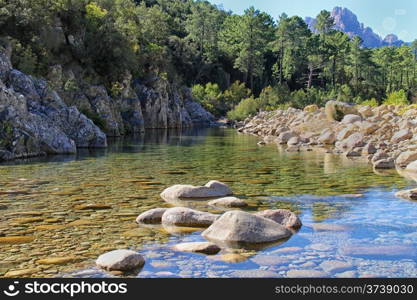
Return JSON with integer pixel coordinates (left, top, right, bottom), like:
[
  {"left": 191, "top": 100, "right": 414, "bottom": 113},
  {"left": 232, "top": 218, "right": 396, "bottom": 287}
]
[
  {"left": 160, "top": 180, "right": 232, "bottom": 200},
  {"left": 136, "top": 208, "right": 168, "bottom": 224},
  {"left": 161, "top": 207, "right": 218, "bottom": 227},
  {"left": 340, "top": 245, "right": 417, "bottom": 258},
  {"left": 254, "top": 209, "right": 302, "bottom": 230},
  {"left": 207, "top": 197, "right": 248, "bottom": 208},
  {"left": 202, "top": 210, "right": 292, "bottom": 246},
  {"left": 96, "top": 249, "right": 145, "bottom": 271},
  {"left": 173, "top": 242, "right": 221, "bottom": 255},
  {"left": 320, "top": 260, "right": 353, "bottom": 273}
]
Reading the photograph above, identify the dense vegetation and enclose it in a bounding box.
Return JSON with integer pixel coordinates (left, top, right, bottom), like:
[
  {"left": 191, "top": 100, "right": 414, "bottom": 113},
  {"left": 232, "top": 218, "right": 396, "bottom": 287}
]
[{"left": 1, "top": 0, "right": 417, "bottom": 121}]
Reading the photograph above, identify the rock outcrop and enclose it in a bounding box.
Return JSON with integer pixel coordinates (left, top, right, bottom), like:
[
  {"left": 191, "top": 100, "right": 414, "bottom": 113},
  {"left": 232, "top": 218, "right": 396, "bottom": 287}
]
[
  {"left": 0, "top": 45, "right": 107, "bottom": 161},
  {"left": 53, "top": 65, "right": 215, "bottom": 137}
]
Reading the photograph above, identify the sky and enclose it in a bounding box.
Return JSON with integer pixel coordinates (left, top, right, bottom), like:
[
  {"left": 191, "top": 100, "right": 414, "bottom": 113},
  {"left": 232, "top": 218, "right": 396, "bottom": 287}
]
[{"left": 208, "top": 0, "right": 417, "bottom": 42}]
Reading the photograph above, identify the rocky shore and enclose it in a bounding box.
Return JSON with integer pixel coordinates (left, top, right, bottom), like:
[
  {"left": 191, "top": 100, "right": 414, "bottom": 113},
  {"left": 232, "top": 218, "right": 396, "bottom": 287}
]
[{"left": 237, "top": 101, "right": 417, "bottom": 182}]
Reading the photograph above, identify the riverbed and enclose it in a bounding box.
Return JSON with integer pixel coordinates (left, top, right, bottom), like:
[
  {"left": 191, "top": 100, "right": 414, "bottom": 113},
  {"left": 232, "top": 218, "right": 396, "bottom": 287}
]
[{"left": 1, "top": 128, "right": 417, "bottom": 278}]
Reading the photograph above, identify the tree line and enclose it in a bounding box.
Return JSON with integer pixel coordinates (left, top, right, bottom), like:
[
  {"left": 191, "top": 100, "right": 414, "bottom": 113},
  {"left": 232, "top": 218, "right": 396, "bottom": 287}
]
[{"left": 1, "top": 0, "right": 417, "bottom": 121}]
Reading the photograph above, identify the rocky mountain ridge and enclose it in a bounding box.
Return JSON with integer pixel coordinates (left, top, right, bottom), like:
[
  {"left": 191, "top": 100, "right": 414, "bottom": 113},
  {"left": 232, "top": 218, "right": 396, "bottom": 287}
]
[{"left": 305, "top": 7, "right": 407, "bottom": 48}]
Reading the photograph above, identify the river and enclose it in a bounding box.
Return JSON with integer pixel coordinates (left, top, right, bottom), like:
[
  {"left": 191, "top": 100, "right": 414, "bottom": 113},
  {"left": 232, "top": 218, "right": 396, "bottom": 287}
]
[{"left": 1, "top": 127, "right": 417, "bottom": 278}]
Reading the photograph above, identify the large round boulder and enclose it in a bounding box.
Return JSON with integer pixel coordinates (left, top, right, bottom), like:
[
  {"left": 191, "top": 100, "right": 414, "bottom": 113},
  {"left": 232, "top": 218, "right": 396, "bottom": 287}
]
[
  {"left": 161, "top": 207, "right": 218, "bottom": 227},
  {"left": 202, "top": 211, "right": 292, "bottom": 246},
  {"left": 96, "top": 249, "right": 145, "bottom": 271},
  {"left": 160, "top": 180, "right": 232, "bottom": 200},
  {"left": 254, "top": 209, "right": 302, "bottom": 230},
  {"left": 325, "top": 100, "right": 358, "bottom": 122},
  {"left": 136, "top": 208, "right": 168, "bottom": 224}
]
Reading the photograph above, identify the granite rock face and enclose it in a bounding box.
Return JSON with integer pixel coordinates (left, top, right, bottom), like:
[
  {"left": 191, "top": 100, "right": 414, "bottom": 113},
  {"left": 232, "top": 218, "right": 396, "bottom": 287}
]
[{"left": 0, "top": 45, "right": 107, "bottom": 161}]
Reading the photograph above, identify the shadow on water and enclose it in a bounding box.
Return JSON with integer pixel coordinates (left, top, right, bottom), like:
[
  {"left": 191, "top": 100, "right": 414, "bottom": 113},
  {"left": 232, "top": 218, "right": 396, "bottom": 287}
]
[{"left": 0, "top": 127, "right": 213, "bottom": 166}]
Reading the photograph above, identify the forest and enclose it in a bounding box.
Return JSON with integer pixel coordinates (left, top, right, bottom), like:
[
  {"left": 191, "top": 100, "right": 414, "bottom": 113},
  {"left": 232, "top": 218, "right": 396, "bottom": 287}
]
[{"left": 1, "top": 0, "right": 417, "bottom": 121}]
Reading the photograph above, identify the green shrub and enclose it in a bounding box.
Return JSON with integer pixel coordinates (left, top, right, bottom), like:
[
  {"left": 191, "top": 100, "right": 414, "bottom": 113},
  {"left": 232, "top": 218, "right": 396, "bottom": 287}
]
[
  {"left": 337, "top": 84, "right": 353, "bottom": 103},
  {"left": 361, "top": 98, "right": 378, "bottom": 107},
  {"left": 191, "top": 83, "right": 223, "bottom": 116},
  {"left": 383, "top": 90, "right": 409, "bottom": 105},
  {"left": 257, "top": 85, "right": 290, "bottom": 110},
  {"left": 10, "top": 40, "right": 38, "bottom": 75},
  {"left": 227, "top": 96, "right": 259, "bottom": 121},
  {"left": 222, "top": 81, "right": 251, "bottom": 108},
  {"left": 290, "top": 87, "right": 332, "bottom": 109}
]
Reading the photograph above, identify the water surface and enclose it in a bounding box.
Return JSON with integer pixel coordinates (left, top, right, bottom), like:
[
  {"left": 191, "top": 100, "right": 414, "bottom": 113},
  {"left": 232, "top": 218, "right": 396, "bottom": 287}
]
[{"left": 1, "top": 128, "right": 416, "bottom": 278}]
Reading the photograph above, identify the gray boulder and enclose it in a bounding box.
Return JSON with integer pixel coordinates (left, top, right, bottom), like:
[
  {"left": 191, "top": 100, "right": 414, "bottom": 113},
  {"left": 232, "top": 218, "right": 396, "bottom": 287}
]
[
  {"left": 161, "top": 180, "right": 232, "bottom": 200},
  {"left": 96, "top": 249, "right": 145, "bottom": 271},
  {"left": 136, "top": 208, "right": 168, "bottom": 224},
  {"left": 254, "top": 209, "right": 302, "bottom": 230},
  {"left": 161, "top": 207, "right": 218, "bottom": 227},
  {"left": 202, "top": 210, "right": 292, "bottom": 246}
]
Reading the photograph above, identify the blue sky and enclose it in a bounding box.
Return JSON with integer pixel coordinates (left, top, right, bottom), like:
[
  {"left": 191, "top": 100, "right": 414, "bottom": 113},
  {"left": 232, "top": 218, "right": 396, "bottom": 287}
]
[{"left": 208, "top": 0, "right": 417, "bottom": 41}]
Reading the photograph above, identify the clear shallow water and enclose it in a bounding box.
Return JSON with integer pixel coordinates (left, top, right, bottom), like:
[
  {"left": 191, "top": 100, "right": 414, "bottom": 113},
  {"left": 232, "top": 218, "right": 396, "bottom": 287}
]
[{"left": 1, "top": 128, "right": 417, "bottom": 278}]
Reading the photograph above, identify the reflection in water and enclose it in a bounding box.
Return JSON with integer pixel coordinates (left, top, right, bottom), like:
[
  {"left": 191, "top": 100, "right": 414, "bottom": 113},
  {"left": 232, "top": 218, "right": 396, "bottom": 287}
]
[{"left": 1, "top": 128, "right": 417, "bottom": 278}]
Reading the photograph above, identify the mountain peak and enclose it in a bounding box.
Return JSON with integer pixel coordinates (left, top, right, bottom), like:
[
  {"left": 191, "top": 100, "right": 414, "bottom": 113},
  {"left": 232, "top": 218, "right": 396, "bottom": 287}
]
[{"left": 305, "top": 7, "right": 405, "bottom": 48}]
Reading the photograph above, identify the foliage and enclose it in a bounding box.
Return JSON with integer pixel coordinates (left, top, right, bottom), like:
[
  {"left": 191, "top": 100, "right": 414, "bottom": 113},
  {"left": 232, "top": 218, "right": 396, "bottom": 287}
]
[
  {"left": 191, "top": 82, "right": 223, "bottom": 116},
  {"left": 383, "top": 90, "right": 409, "bottom": 105},
  {"left": 3, "top": 1, "right": 417, "bottom": 119},
  {"left": 227, "top": 96, "right": 259, "bottom": 121},
  {"left": 361, "top": 98, "right": 379, "bottom": 107}
]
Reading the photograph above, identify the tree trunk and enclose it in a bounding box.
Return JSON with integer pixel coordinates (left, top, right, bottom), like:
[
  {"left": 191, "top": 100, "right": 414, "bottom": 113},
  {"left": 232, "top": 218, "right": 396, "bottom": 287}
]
[{"left": 307, "top": 66, "right": 313, "bottom": 89}]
